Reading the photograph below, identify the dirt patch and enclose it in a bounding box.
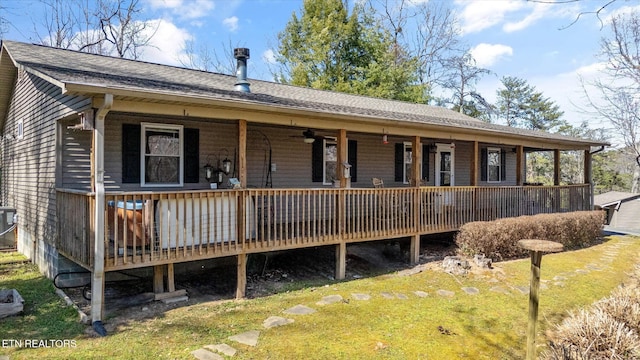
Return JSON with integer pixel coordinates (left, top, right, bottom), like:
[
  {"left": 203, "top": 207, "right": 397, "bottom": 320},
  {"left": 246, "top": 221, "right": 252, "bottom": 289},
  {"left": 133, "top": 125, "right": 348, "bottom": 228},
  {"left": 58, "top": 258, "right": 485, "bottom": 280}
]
[{"left": 63, "top": 235, "right": 458, "bottom": 333}]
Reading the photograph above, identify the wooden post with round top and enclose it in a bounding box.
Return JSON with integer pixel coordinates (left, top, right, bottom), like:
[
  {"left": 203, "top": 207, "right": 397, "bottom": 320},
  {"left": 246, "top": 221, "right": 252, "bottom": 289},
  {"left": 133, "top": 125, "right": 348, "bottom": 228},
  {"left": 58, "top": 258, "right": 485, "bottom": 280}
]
[{"left": 517, "top": 239, "right": 563, "bottom": 360}]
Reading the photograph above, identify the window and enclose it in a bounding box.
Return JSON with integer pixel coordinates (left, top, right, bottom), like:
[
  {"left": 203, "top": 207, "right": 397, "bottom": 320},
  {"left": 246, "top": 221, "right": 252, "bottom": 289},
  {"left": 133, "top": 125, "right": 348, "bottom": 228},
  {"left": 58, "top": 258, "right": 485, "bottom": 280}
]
[
  {"left": 16, "top": 119, "right": 23, "bottom": 140},
  {"left": 311, "top": 138, "right": 357, "bottom": 184},
  {"left": 487, "top": 147, "right": 501, "bottom": 182},
  {"left": 481, "top": 147, "right": 506, "bottom": 183},
  {"left": 141, "top": 123, "right": 183, "bottom": 187},
  {"left": 323, "top": 138, "right": 337, "bottom": 185},
  {"left": 403, "top": 142, "right": 412, "bottom": 184}
]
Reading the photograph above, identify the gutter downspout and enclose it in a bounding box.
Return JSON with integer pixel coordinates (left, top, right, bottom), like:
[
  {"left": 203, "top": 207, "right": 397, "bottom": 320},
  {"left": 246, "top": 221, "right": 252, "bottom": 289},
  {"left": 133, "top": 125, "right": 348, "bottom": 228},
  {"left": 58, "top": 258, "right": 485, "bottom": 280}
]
[
  {"left": 91, "top": 93, "right": 112, "bottom": 336},
  {"left": 588, "top": 145, "right": 606, "bottom": 210}
]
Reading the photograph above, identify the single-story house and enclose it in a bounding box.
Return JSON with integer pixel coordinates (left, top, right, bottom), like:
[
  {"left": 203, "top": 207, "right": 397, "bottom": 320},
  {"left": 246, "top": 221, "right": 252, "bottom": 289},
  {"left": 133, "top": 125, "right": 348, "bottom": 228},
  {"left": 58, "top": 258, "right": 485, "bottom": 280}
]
[
  {"left": 0, "top": 40, "right": 607, "bottom": 329},
  {"left": 595, "top": 191, "right": 640, "bottom": 231}
]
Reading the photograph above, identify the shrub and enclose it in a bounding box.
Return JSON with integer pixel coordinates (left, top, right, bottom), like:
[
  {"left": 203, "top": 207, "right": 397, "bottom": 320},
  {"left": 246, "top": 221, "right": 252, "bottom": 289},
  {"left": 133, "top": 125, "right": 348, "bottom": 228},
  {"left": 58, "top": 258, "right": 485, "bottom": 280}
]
[
  {"left": 455, "top": 211, "right": 604, "bottom": 261},
  {"left": 543, "top": 308, "right": 640, "bottom": 360}
]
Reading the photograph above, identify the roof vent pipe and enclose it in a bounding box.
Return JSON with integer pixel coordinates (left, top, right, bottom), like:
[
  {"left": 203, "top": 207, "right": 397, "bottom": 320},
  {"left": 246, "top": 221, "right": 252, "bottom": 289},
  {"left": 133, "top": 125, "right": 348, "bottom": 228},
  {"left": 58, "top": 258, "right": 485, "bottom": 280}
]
[{"left": 234, "top": 48, "right": 250, "bottom": 93}]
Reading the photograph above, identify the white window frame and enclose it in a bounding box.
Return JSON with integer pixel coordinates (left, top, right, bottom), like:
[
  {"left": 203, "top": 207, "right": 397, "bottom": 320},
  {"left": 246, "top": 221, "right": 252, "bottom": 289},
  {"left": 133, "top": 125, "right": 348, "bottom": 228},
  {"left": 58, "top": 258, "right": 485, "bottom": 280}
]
[
  {"left": 403, "top": 142, "right": 412, "bottom": 184},
  {"left": 487, "top": 147, "right": 501, "bottom": 183},
  {"left": 16, "top": 119, "right": 23, "bottom": 140},
  {"left": 322, "top": 137, "right": 338, "bottom": 186},
  {"left": 140, "top": 122, "right": 184, "bottom": 187}
]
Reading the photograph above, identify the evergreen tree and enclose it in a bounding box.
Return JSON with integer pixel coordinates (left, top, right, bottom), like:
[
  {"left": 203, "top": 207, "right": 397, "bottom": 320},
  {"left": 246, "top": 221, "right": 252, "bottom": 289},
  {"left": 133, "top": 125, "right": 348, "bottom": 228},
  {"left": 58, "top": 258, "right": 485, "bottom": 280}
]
[{"left": 275, "top": 0, "right": 427, "bottom": 102}]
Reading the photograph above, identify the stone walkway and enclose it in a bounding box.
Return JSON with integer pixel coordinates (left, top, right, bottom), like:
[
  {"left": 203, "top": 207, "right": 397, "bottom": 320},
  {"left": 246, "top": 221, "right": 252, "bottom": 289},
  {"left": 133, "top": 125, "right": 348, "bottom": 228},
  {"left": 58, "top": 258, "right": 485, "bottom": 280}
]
[{"left": 191, "top": 238, "right": 635, "bottom": 359}]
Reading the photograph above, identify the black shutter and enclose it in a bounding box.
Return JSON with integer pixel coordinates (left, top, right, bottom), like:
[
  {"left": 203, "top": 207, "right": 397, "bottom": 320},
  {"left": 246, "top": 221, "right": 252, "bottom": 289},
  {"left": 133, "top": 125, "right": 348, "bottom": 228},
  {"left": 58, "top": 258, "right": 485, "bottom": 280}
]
[
  {"left": 348, "top": 140, "right": 357, "bottom": 183},
  {"left": 184, "top": 128, "right": 199, "bottom": 183},
  {"left": 422, "top": 144, "right": 429, "bottom": 182},
  {"left": 394, "top": 143, "right": 403, "bottom": 182},
  {"left": 122, "top": 124, "right": 141, "bottom": 183},
  {"left": 312, "top": 139, "right": 323, "bottom": 182},
  {"left": 480, "top": 148, "right": 487, "bottom": 182},
  {"left": 501, "top": 149, "right": 507, "bottom": 181}
]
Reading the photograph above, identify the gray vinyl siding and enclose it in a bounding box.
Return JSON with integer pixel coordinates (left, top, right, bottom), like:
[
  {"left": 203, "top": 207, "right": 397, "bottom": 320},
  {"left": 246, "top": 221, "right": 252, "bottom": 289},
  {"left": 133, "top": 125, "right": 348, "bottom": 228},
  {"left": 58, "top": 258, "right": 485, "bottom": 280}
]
[
  {"left": 78, "top": 118, "right": 522, "bottom": 190},
  {"left": 1, "top": 71, "right": 90, "bottom": 276}
]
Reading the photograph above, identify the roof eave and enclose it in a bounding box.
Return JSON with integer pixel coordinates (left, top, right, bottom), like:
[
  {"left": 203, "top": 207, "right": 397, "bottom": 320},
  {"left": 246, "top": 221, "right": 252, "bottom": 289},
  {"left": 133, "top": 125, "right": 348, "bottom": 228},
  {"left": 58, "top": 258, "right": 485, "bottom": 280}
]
[{"left": 63, "top": 82, "right": 607, "bottom": 150}]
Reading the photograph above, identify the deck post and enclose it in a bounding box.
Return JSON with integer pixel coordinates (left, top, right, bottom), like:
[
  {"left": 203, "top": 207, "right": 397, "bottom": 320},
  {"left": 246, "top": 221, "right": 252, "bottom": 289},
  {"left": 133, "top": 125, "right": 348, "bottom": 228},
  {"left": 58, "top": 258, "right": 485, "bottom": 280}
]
[
  {"left": 166, "top": 263, "right": 175, "bottom": 293},
  {"left": 584, "top": 150, "right": 593, "bottom": 209},
  {"left": 410, "top": 234, "right": 420, "bottom": 265},
  {"left": 470, "top": 141, "right": 478, "bottom": 186},
  {"left": 91, "top": 93, "right": 112, "bottom": 336},
  {"left": 236, "top": 253, "right": 247, "bottom": 299},
  {"left": 153, "top": 265, "right": 164, "bottom": 293},
  {"left": 553, "top": 149, "right": 560, "bottom": 186},
  {"left": 335, "top": 242, "right": 346, "bottom": 280},
  {"left": 238, "top": 119, "right": 247, "bottom": 187}
]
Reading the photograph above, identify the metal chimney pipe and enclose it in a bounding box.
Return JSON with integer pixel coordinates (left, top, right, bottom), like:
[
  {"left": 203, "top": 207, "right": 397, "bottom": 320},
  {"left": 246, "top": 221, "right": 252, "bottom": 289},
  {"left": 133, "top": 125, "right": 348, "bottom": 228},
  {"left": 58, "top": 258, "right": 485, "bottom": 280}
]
[{"left": 234, "top": 48, "right": 250, "bottom": 93}]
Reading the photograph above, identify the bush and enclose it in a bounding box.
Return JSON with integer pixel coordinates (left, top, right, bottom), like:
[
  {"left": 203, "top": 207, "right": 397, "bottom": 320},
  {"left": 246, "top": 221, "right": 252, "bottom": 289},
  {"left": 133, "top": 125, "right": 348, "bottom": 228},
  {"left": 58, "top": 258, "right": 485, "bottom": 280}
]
[
  {"left": 455, "top": 211, "right": 605, "bottom": 261},
  {"left": 544, "top": 308, "right": 640, "bottom": 360}
]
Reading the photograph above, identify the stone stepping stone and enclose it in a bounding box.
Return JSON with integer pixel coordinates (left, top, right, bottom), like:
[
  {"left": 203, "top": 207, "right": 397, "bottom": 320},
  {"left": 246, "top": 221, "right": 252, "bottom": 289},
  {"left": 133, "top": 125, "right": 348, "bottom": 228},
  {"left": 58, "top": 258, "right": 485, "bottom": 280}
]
[
  {"left": 381, "top": 292, "right": 395, "bottom": 299},
  {"left": 436, "top": 289, "right": 455, "bottom": 298},
  {"left": 263, "top": 316, "right": 294, "bottom": 329},
  {"left": 462, "top": 287, "right": 479, "bottom": 295},
  {"left": 316, "top": 295, "right": 343, "bottom": 305},
  {"left": 553, "top": 282, "right": 565, "bottom": 287},
  {"left": 414, "top": 291, "right": 429, "bottom": 298},
  {"left": 487, "top": 277, "right": 500, "bottom": 283},
  {"left": 395, "top": 293, "right": 409, "bottom": 300},
  {"left": 553, "top": 275, "right": 566, "bottom": 281},
  {"left": 191, "top": 348, "right": 224, "bottom": 360},
  {"left": 283, "top": 304, "right": 316, "bottom": 315},
  {"left": 352, "top": 293, "right": 370, "bottom": 301},
  {"left": 203, "top": 344, "right": 237, "bottom": 357},
  {"left": 489, "top": 286, "right": 510, "bottom": 295},
  {"left": 586, "top": 264, "right": 602, "bottom": 271},
  {"left": 513, "top": 286, "right": 529, "bottom": 295},
  {"left": 229, "top": 330, "right": 260, "bottom": 347},
  {"left": 575, "top": 269, "right": 590, "bottom": 275}
]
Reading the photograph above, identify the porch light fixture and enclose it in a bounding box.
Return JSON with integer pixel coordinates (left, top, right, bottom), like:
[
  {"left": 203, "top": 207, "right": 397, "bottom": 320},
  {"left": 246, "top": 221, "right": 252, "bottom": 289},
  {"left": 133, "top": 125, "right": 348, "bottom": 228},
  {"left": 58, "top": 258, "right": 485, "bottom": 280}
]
[
  {"left": 382, "top": 134, "right": 388, "bottom": 144},
  {"left": 204, "top": 162, "right": 214, "bottom": 181}
]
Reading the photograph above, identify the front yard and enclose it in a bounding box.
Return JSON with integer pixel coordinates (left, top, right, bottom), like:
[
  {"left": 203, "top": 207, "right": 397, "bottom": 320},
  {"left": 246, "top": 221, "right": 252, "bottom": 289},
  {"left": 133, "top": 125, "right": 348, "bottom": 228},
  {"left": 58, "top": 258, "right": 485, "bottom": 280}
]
[{"left": 1, "top": 235, "right": 639, "bottom": 359}]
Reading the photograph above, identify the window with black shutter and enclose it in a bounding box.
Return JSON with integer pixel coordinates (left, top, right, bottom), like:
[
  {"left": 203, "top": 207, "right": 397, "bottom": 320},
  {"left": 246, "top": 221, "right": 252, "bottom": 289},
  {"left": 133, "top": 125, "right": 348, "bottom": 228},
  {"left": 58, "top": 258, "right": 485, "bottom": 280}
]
[{"left": 122, "top": 123, "right": 199, "bottom": 185}]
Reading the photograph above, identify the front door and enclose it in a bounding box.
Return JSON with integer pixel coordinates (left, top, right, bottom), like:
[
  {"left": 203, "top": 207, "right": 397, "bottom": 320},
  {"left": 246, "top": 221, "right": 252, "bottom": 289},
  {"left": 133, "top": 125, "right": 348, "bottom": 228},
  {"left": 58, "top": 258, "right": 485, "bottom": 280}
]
[
  {"left": 435, "top": 143, "right": 455, "bottom": 206},
  {"left": 435, "top": 143, "right": 455, "bottom": 187}
]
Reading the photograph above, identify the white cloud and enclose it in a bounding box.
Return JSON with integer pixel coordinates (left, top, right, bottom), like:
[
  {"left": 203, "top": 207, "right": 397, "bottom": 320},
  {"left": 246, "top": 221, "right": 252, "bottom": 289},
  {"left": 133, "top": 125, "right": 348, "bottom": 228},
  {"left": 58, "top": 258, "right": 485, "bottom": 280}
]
[
  {"left": 146, "top": 0, "right": 215, "bottom": 19},
  {"left": 139, "top": 19, "right": 193, "bottom": 66},
  {"left": 470, "top": 43, "right": 513, "bottom": 67},
  {"left": 223, "top": 16, "right": 239, "bottom": 32},
  {"left": 601, "top": 4, "right": 640, "bottom": 26},
  {"left": 456, "top": 0, "right": 524, "bottom": 34},
  {"left": 262, "top": 49, "right": 276, "bottom": 64},
  {"left": 503, "top": 3, "right": 550, "bottom": 33}
]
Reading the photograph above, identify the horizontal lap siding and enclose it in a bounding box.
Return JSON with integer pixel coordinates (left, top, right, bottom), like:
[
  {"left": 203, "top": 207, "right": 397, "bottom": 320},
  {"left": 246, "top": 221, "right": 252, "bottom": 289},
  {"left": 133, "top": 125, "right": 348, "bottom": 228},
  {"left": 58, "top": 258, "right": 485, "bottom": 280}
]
[{"left": 2, "top": 72, "right": 91, "bottom": 256}]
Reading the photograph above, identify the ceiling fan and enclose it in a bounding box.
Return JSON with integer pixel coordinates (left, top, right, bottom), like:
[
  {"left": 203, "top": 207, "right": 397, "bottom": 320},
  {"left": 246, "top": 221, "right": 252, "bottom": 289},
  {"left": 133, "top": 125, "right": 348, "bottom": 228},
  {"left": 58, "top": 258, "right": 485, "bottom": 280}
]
[{"left": 290, "top": 128, "right": 319, "bottom": 144}]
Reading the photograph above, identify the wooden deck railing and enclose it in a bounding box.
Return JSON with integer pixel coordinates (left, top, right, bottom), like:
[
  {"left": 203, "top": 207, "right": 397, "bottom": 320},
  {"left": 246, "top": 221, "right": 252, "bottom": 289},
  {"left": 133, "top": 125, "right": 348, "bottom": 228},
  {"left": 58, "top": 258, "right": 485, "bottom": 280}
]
[{"left": 56, "top": 184, "right": 591, "bottom": 271}]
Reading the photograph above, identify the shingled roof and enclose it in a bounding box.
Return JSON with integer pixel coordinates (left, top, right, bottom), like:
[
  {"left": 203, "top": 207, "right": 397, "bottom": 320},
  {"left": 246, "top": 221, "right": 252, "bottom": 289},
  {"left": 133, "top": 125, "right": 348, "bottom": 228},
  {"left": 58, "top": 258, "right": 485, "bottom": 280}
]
[{"left": 0, "top": 40, "right": 607, "bottom": 148}]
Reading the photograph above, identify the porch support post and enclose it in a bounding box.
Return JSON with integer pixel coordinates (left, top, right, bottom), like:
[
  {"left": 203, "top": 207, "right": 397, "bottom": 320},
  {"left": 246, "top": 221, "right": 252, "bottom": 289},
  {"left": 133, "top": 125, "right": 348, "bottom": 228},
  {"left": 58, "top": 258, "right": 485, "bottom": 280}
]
[
  {"left": 336, "top": 242, "right": 346, "bottom": 280},
  {"left": 236, "top": 253, "right": 247, "bottom": 299},
  {"left": 337, "top": 129, "right": 348, "bottom": 188},
  {"left": 410, "top": 136, "right": 421, "bottom": 265},
  {"left": 238, "top": 119, "right": 247, "bottom": 187},
  {"left": 516, "top": 145, "right": 524, "bottom": 186},
  {"left": 553, "top": 149, "right": 561, "bottom": 186},
  {"left": 91, "top": 93, "right": 112, "bottom": 336},
  {"left": 470, "top": 141, "right": 478, "bottom": 186},
  {"left": 584, "top": 150, "right": 593, "bottom": 209}
]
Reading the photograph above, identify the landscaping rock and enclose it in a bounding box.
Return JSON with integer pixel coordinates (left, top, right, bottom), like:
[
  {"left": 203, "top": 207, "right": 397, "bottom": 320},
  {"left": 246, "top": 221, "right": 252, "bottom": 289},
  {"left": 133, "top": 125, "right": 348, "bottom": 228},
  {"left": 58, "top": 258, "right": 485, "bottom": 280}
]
[
  {"left": 442, "top": 256, "right": 471, "bottom": 275},
  {"left": 473, "top": 254, "right": 492, "bottom": 269}
]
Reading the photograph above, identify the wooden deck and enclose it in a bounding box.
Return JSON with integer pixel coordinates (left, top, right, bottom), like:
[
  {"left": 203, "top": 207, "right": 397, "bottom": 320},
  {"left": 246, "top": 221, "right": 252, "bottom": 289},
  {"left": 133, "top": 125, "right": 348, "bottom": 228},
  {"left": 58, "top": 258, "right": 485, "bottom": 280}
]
[{"left": 56, "top": 185, "right": 591, "bottom": 271}]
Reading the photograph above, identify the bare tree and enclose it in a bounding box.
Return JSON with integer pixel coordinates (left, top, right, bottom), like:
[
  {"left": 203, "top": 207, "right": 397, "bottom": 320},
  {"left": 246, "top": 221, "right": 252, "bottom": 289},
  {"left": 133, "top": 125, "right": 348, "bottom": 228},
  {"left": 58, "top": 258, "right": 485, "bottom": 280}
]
[
  {"left": 442, "top": 52, "right": 491, "bottom": 114},
  {"left": 34, "top": 0, "right": 154, "bottom": 59},
  {"left": 181, "top": 39, "right": 241, "bottom": 75},
  {"left": 583, "top": 10, "right": 640, "bottom": 192}
]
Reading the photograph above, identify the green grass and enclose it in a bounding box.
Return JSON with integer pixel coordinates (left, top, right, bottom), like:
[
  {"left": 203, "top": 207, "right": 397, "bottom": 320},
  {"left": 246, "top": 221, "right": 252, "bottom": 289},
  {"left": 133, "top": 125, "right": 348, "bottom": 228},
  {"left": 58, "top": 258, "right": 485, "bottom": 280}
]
[
  {"left": 1, "top": 235, "right": 639, "bottom": 359},
  {"left": 0, "top": 251, "right": 28, "bottom": 264}
]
